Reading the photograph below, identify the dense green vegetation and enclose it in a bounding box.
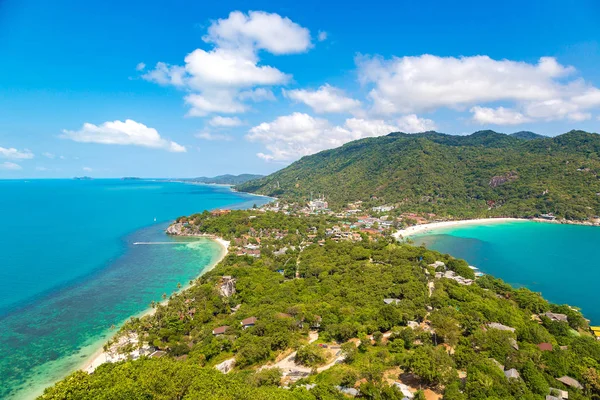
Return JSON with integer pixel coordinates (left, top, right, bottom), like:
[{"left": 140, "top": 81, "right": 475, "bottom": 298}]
[
  {"left": 41, "top": 211, "right": 600, "bottom": 399},
  {"left": 237, "top": 130, "right": 600, "bottom": 220}
]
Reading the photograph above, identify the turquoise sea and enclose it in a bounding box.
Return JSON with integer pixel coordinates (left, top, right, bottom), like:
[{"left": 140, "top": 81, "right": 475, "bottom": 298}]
[
  {"left": 0, "top": 179, "right": 270, "bottom": 399},
  {"left": 412, "top": 220, "right": 600, "bottom": 323}
]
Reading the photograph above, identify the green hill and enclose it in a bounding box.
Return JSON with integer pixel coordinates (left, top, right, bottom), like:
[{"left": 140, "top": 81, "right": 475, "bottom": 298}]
[
  {"left": 186, "top": 174, "right": 264, "bottom": 185},
  {"left": 238, "top": 130, "right": 600, "bottom": 220}
]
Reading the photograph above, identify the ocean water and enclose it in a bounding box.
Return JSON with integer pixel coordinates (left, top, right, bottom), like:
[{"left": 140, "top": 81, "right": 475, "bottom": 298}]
[
  {"left": 412, "top": 220, "right": 600, "bottom": 323},
  {"left": 0, "top": 179, "right": 270, "bottom": 399}
]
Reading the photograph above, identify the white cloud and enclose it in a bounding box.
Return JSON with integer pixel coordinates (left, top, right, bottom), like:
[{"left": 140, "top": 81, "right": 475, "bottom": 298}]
[
  {"left": 396, "top": 114, "right": 438, "bottom": 132},
  {"left": 82, "top": 167, "right": 93, "bottom": 172},
  {"left": 195, "top": 131, "right": 233, "bottom": 141},
  {"left": 357, "top": 54, "right": 600, "bottom": 125},
  {"left": 284, "top": 84, "right": 362, "bottom": 114},
  {"left": 247, "top": 112, "right": 410, "bottom": 162},
  {"left": 136, "top": 62, "right": 146, "bottom": 71},
  {"left": 470, "top": 106, "right": 532, "bottom": 125},
  {"left": 209, "top": 116, "right": 243, "bottom": 127},
  {"left": 318, "top": 31, "right": 327, "bottom": 42},
  {"left": 238, "top": 88, "right": 276, "bottom": 102},
  {"left": 204, "top": 11, "right": 311, "bottom": 55},
  {"left": 0, "top": 161, "right": 22, "bottom": 170},
  {"left": 42, "top": 152, "right": 55, "bottom": 159},
  {"left": 185, "top": 91, "right": 247, "bottom": 116},
  {"left": 36, "top": 166, "right": 48, "bottom": 171},
  {"left": 143, "top": 11, "right": 310, "bottom": 117},
  {"left": 0, "top": 147, "right": 34, "bottom": 160},
  {"left": 62, "top": 119, "right": 186, "bottom": 152}
]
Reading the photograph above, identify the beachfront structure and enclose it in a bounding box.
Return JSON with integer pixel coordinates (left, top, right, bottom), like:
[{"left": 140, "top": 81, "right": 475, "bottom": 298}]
[
  {"left": 540, "top": 213, "right": 557, "bottom": 221},
  {"left": 241, "top": 317, "right": 257, "bottom": 329},
  {"left": 212, "top": 325, "right": 229, "bottom": 336},
  {"left": 544, "top": 312, "right": 568, "bottom": 322}
]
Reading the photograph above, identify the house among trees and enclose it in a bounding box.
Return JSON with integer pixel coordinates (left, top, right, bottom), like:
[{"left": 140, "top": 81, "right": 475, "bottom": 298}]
[
  {"left": 556, "top": 375, "right": 583, "bottom": 390},
  {"left": 538, "top": 342, "right": 553, "bottom": 351},
  {"left": 212, "top": 325, "right": 229, "bottom": 336},
  {"left": 540, "top": 213, "right": 557, "bottom": 221},
  {"left": 383, "top": 298, "right": 401, "bottom": 305},
  {"left": 544, "top": 312, "right": 569, "bottom": 322},
  {"left": 241, "top": 317, "right": 257, "bottom": 329}
]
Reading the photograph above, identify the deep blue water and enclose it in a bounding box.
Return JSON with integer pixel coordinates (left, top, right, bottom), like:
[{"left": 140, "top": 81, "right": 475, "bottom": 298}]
[
  {"left": 412, "top": 220, "right": 600, "bottom": 323},
  {"left": 0, "top": 179, "right": 270, "bottom": 399}
]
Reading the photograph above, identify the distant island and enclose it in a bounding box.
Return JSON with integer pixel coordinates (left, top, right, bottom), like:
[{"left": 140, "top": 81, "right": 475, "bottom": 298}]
[
  {"left": 183, "top": 174, "right": 264, "bottom": 185},
  {"left": 73, "top": 176, "right": 93, "bottom": 180}
]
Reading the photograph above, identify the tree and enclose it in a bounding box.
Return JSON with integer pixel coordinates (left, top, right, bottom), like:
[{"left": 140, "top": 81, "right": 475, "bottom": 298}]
[
  {"left": 406, "top": 345, "right": 456, "bottom": 386},
  {"left": 295, "top": 344, "right": 327, "bottom": 367}
]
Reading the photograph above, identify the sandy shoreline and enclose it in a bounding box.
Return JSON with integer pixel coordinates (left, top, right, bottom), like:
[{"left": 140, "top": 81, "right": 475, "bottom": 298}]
[
  {"left": 393, "top": 217, "right": 528, "bottom": 239},
  {"left": 80, "top": 236, "right": 229, "bottom": 374}
]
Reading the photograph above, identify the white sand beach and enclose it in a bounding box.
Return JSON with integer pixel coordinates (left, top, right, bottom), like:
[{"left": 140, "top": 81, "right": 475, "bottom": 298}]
[
  {"left": 393, "top": 218, "right": 527, "bottom": 239},
  {"left": 81, "top": 236, "right": 230, "bottom": 374}
]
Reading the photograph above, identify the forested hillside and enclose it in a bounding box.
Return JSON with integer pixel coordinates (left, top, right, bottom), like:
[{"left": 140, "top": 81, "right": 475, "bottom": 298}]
[
  {"left": 238, "top": 130, "right": 600, "bottom": 220},
  {"left": 41, "top": 211, "right": 599, "bottom": 399}
]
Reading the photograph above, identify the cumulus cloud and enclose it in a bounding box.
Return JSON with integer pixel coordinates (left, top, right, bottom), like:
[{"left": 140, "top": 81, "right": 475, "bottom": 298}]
[
  {"left": 0, "top": 147, "right": 34, "bottom": 160},
  {"left": 0, "top": 161, "right": 22, "bottom": 170},
  {"left": 471, "top": 106, "right": 532, "bottom": 125},
  {"left": 61, "top": 119, "right": 186, "bottom": 152},
  {"left": 246, "top": 112, "right": 419, "bottom": 162},
  {"left": 209, "top": 116, "right": 243, "bottom": 127},
  {"left": 318, "top": 31, "right": 327, "bottom": 42},
  {"left": 136, "top": 62, "right": 146, "bottom": 71},
  {"left": 238, "top": 88, "right": 276, "bottom": 102},
  {"left": 357, "top": 54, "right": 600, "bottom": 124},
  {"left": 204, "top": 11, "right": 311, "bottom": 54},
  {"left": 142, "top": 11, "right": 311, "bottom": 116},
  {"left": 396, "top": 114, "right": 437, "bottom": 132},
  {"left": 284, "top": 84, "right": 362, "bottom": 114},
  {"left": 195, "top": 131, "right": 233, "bottom": 141}
]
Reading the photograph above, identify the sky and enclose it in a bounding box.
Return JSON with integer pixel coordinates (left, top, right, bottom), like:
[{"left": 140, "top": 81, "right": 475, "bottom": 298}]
[{"left": 1, "top": 0, "right": 599, "bottom": 178}]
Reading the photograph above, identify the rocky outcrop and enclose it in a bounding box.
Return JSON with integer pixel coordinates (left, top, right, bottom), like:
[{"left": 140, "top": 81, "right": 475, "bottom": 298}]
[{"left": 166, "top": 223, "right": 187, "bottom": 236}]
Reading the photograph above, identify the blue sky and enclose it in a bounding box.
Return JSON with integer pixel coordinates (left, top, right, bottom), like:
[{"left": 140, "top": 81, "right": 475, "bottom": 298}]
[{"left": 1, "top": 0, "right": 599, "bottom": 178}]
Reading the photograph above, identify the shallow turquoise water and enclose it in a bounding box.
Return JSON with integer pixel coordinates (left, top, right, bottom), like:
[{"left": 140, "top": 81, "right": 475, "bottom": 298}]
[
  {"left": 0, "top": 179, "right": 269, "bottom": 399},
  {"left": 412, "top": 220, "right": 600, "bottom": 323}
]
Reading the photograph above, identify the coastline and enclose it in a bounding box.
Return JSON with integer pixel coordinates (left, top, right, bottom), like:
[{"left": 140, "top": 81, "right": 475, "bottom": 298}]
[
  {"left": 393, "top": 218, "right": 528, "bottom": 239},
  {"left": 79, "top": 235, "right": 230, "bottom": 375}
]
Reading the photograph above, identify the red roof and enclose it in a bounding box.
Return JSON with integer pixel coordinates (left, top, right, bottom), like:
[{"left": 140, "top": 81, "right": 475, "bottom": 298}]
[
  {"left": 241, "top": 317, "right": 257, "bottom": 326},
  {"left": 212, "top": 325, "right": 229, "bottom": 335},
  {"left": 538, "top": 342, "right": 553, "bottom": 351}
]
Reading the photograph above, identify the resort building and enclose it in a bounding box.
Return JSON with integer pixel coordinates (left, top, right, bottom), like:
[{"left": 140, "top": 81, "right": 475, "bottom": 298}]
[
  {"left": 543, "top": 312, "right": 569, "bottom": 322},
  {"left": 241, "top": 317, "right": 257, "bottom": 329},
  {"left": 212, "top": 326, "right": 229, "bottom": 336}
]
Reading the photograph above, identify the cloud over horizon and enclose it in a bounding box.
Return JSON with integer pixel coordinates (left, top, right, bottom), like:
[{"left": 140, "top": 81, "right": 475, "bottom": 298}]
[{"left": 61, "top": 119, "right": 186, "bottom": 152}]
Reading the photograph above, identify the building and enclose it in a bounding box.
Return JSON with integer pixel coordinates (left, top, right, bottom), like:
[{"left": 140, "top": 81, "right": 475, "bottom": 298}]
[
  {"left": 538, "top": 342, "right": 553, "bottom": 351},
  {"left": 241, "top": 317, "right": 257, "bottom": 329},
  {"left": 308, "top": 199, "right": 328, "bottom": 211},
  {"left": 384, "top": 298, "right": 401, "bottom": 305},
  {"left": 540, "top": 213, "right": 557, "bottom": 221},
  {"left": 212, "top": 325, "right": 229, "bottom": 336},
  {"left": 372, "top": 205, "right": 394, "bottom": 213},
  {"left": 544, "top": 312, "right": 568, "bottom": 322},
  {"left": 556, "top": 376, "right": 583, "bottom": 390}
]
